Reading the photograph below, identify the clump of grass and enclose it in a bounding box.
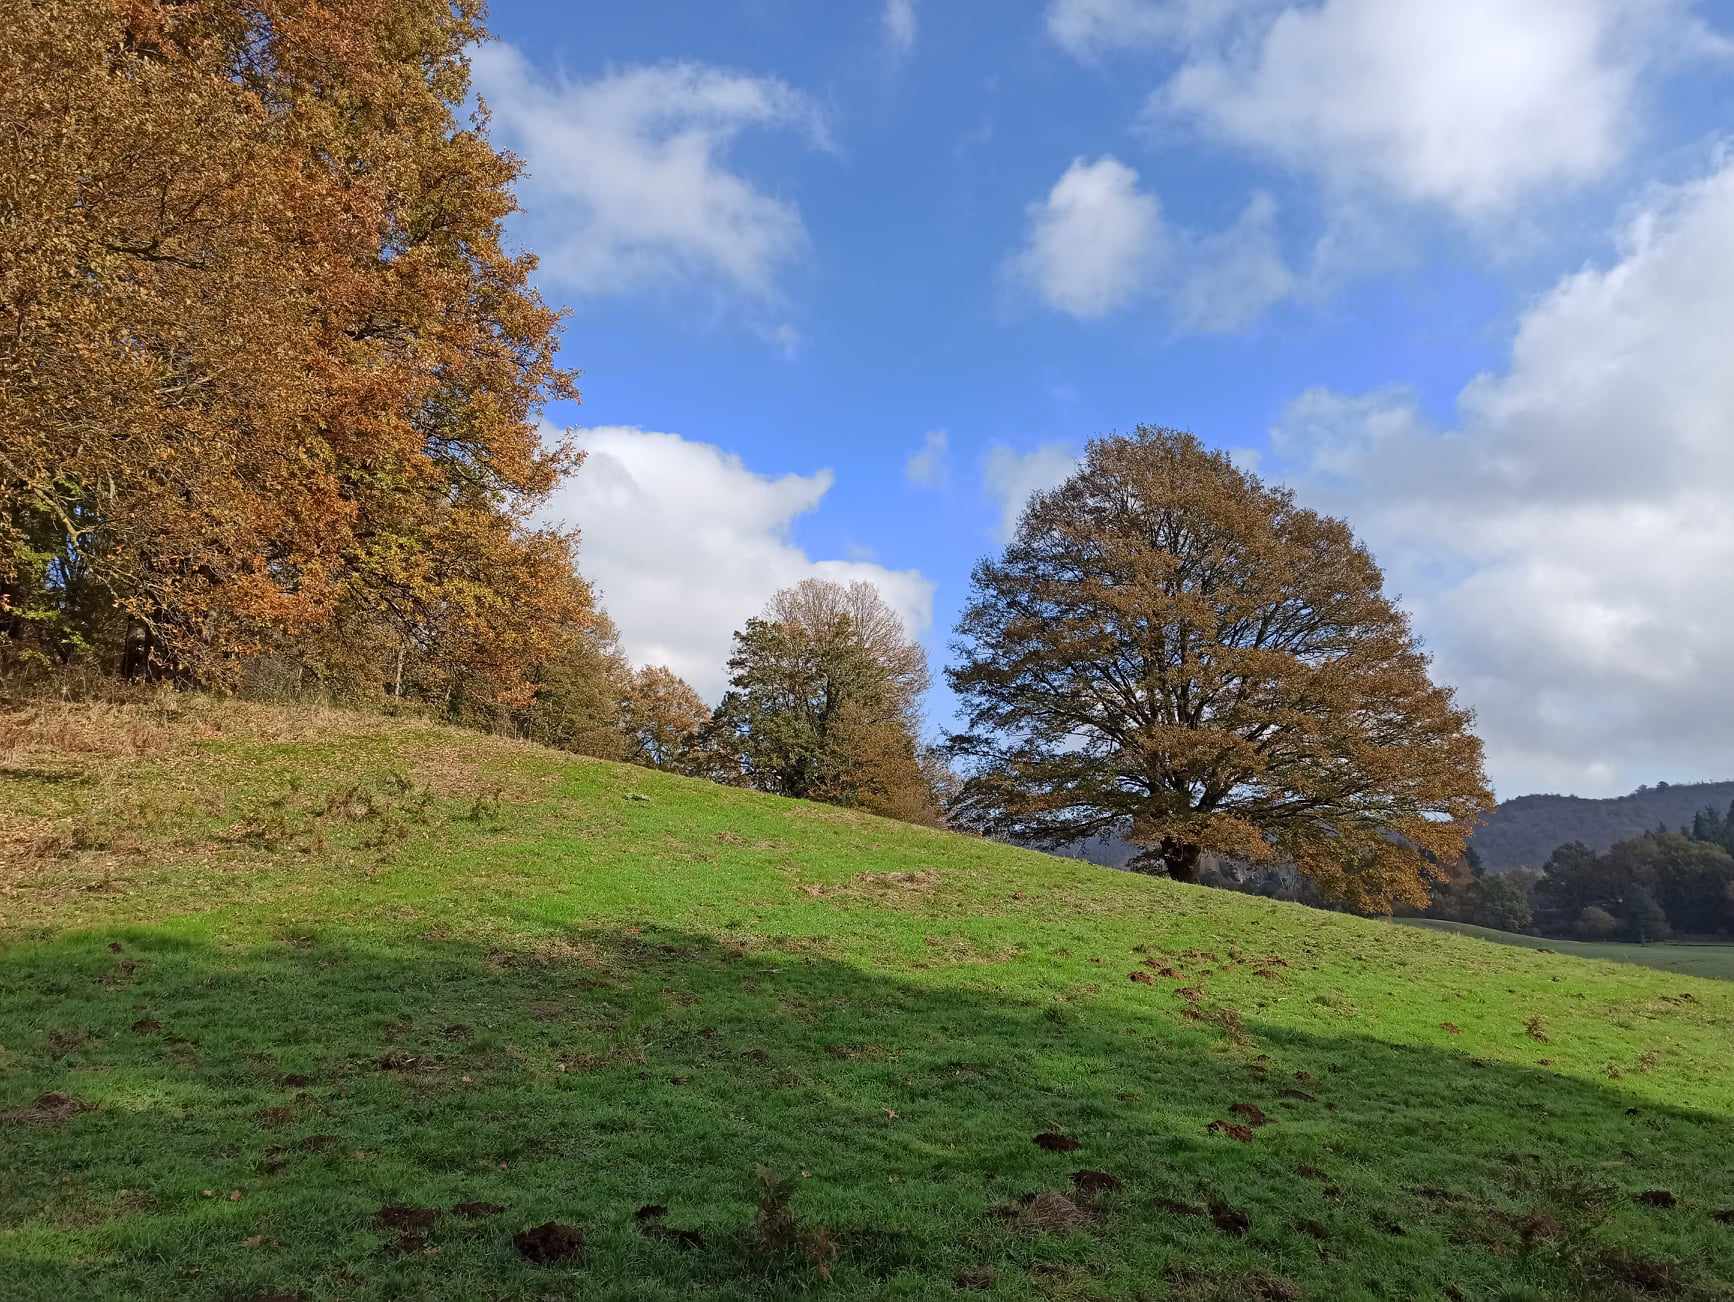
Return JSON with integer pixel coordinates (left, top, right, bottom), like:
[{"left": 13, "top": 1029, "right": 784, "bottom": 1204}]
[{"left": 752, "top": 1168, "right": 837, "bottom": 1280}]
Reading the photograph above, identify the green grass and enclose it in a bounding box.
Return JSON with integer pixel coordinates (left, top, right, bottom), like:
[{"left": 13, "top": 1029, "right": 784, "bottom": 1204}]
[
  {"left": 1396, "top": 919, "right": 1734, "bottom": 982},
  {"left": 3, "top": 698, "right": 1733, "bottom": 1300}
]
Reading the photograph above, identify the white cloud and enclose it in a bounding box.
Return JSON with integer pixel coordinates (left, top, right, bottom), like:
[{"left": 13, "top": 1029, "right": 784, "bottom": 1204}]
[
  {"left": 1170, "top": 191, "right": 1296, "bottom": 333},
  {"left": 1046, "top": 0, "right": 1243, "bottom": 58},
  {"left": 548, "top": 427, "right": 935, "bottom": 703},
  {"left": 982, "top": 443, "right": 1079, "bottom": 541},
  {"left": 884, "top": 0, "right": 917, "bottom": 53},
  {"left": 1129, "top": 0, "right": 1730, "bottom": 218},
  {"left": 1272, "top": 160, "right": 1734, "bottom": 797},
  {"left": 470, "top": 44, "right": 827, "bottom": 300},
  {"left": 1009, "top": 157, "right": 1297, "bottom": 331},
  {"left": 1009, "top": 157, "right": 1164, "bottom": 319},
  {"left": 904, "top": 430, "right": 950, "bottom": 488}
]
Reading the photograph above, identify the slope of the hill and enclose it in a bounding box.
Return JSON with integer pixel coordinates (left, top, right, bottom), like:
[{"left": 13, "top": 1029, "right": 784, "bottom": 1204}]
[
  {"left": 1470, "top": 781, "right": 1734, "bottom": 871},
  {"left": 3, "top": 698, "right": 1733, "bottom": 1301}
]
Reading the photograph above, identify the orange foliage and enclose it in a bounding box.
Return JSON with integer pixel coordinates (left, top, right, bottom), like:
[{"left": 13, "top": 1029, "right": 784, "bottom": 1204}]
[{"left": 1, "top": 0, "right": 586, "bottom": 710}]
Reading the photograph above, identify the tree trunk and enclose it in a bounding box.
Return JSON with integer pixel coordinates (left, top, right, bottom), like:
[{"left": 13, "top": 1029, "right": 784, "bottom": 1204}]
[
  {"left": 121, "top": 619, "right": 153, "bottom": 681},
  {"left": 1160, "top": 838, "right": 1202, "bottom": 884}
]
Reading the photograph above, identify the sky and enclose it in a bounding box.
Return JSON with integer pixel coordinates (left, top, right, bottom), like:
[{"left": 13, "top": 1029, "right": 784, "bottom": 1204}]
[{"left": 473, "top": 0, "right": 1734, "bottom": 803}]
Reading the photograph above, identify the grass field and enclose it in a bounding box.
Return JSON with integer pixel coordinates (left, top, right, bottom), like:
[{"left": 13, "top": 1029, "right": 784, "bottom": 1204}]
[
  {"left": 3, "top": 698, "right": 1732, "bottom": 1300},
  {"left": 1396, "top": 919, "right": 1734, "bottom": 982}
]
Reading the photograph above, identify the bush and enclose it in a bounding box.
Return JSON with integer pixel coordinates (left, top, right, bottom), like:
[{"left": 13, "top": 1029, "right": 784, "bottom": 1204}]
[{"left": 1575, "top": 906, "right": 1619, "bottom": 940}]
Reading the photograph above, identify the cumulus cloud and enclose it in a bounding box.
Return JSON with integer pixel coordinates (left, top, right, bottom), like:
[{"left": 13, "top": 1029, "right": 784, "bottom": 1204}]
[
  {"left": 1062, "top": 0, "right": 1730, "bottom": 219},
  {"left": 1009, "top": 157, "right": 1164, "bottom": 319},
  {"left": 470, "top": 44, "right": 827, "bottom": 300},
  {"left": 1008, "top": 157, "right": 1296, "bottom": 331},
  {"left": 884, "top": 0, "right": 917, "bottom": 53},
  {"left": 982, "top": 443, "right": 1079, "bottom": 540},
  {"left": 547, "top": 427, "right": 934, "bottom": 703},
  {"left": 904, "top": 430, "right": 950, "bottom": 488},
  {"left": 1272, "top": 160, "right": 1734, "bottom": 797}
]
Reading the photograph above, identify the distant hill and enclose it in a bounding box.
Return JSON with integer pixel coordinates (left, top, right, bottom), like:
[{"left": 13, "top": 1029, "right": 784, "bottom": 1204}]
[
  {"left": 1053, "top": 780, "right": 1734, "bottom": 876},
  {"left": 1470, "top": 780, "right": 1734, "bottom": 871}
]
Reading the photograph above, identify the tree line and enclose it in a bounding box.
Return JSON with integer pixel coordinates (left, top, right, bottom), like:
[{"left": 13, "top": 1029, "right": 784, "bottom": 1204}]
[
  {"left": 4, "top": 1, "right": 1497, "bottom": 909},
  {"left": 1410, "top": 806, "right": 1734, "bottom": 941}
]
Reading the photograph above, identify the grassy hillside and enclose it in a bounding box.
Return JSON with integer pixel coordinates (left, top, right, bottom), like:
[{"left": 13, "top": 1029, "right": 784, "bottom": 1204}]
[
  {"left": 1396, "top": 920, "right": 1734, "bottom": 982},
  {"left": 3, "top": 699, "right": 1733, "bottom": 1301},
  {"left": 1470, "top": 782, "right": 1734, "bottom": 872}
]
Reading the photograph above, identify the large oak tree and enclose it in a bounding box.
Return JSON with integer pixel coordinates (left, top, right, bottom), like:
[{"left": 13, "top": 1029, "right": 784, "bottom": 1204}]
[{"left": 946, "top": 428, "right": 1492, "bottom": 911}]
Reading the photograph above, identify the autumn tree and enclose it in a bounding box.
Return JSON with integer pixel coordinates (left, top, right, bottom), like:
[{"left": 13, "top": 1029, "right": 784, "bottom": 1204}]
[
  {"left": 618, "top": 665, "right": 712, "bottom": 773},
  {"left": 946, "top": 427, "right": 1492, "bottom": 912},
  {"left": 706, "top": 581, "right": 945, "bottom": 824},
  {"left": 0, "top": 0, "right": 586, "bottom": 716}
]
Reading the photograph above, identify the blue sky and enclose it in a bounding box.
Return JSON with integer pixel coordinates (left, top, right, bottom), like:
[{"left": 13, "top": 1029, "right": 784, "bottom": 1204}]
[{"left": 473, "top": 0, "right": 1734, "bottom": 802}]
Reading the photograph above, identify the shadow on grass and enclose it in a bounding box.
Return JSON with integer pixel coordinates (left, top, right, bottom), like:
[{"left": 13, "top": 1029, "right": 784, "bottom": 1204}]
[{"left": 2, "top": 922, "right": 1731, "bottom": 1301}]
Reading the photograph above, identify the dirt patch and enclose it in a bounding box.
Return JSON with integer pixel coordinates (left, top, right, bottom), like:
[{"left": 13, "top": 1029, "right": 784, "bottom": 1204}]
[
  {"left": 1591, "top": 1247, "right": 1683, "bottom": 1295},
  {"left": 1071, "top": 1170, "right": 1122, "bottom": 1196},
  {"left": 131, "top": 1018, "right": 161, "bottom": 1035},
  {"left": 451, "top": 1201, "right": 505, "bottom": 1218},
  {"left": 254, "top": 1106, "right": 297, "bottom": 1130},
  {"left": 1636, "top": 1189, "right": 1678, "bottom": 1208},
  {"left": 1208, "top": 1200, "right": 1250, "bottom": 1236},
  {"left": 1229, "top": 1103, "right": 1270, "bottom": 1127},
  {"left": 1128, "top": 970, "right": 1154, "bottom": 984},
  {"left": 513, "top": 1221, "right": 585, "bottom": 1264},
  {"left": 955, "top": 1265, "right": 996, "bottom": 1289},
  {"left": 1206, "top": 1120, "right": 1253, "bottom": 1143},
  {"left": 3, "top": 1091, "right": 91, "bottom": 1126},
  {"left": 1033, "top": 1131, "right": 1081, "bottom": 1152},
  {"left": 1278, "top": 1088, "right": 1316, "bottom": 1102},
  {"left": 1155, "top": 1197, "right": 1204, "bottom": 1218},
  {"left": 374, "top": 1205, "right": 438, "bottom": 1231},
  {"left": 1518, "top": 1210, "right": 1563, "bottom": 1244},
  {"left": 277, "top": 1073, "right": 312, "bottom": 1088},
  {"left": 993, "top": 1191, "right": 1091, "bottom": 1234},
  {"left": 1294, "top": 1217, "right": 1330, "bottom": 1241}
]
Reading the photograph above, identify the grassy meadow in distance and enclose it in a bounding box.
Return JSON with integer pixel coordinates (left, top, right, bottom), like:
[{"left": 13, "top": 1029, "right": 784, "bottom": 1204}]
[
  {"left": 2, "top": 699, "right": 1732, "bottom": 1300},
  {"left": 1396, "top": 919, "right": 1734, "bottom": 983}
]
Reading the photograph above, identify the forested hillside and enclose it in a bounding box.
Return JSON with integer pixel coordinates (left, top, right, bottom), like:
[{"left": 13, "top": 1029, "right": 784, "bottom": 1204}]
[{"left": 1471, "top": 782, "right": 1734, "bottom": 871}]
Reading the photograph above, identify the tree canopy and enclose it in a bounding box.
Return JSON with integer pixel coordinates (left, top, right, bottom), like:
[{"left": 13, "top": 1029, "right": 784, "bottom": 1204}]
[
  {"left": 2, "top": 0, "right": 591, "bottom": 721},
  {"left": 705, "top": 580, "right": 945, "bottom": 826},
  {"left": 946, "top": 427, "right": 1492, "bottom": 911}
]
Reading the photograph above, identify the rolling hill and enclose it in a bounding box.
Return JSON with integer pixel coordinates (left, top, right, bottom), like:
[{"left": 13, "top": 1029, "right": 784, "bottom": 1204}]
[
  {"left": 1468, "top": 782, "right": 1734, "bottom": 872},
  {"left": 3, "top": 697, "right": 1732, "bottom": 1300}
]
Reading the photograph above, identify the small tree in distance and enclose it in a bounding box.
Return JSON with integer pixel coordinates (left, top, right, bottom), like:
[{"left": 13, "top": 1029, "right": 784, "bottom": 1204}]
[
  {"left": 946, "top": 427, "right": 1493, "bottom": 912},
  {"left": 619, "top": 666, "right": 712, "bottom": 774},
  {"left": 704, "top": 580, "right": 945, "bottom": 825}
]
